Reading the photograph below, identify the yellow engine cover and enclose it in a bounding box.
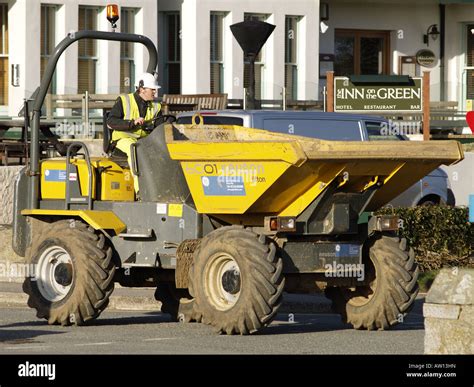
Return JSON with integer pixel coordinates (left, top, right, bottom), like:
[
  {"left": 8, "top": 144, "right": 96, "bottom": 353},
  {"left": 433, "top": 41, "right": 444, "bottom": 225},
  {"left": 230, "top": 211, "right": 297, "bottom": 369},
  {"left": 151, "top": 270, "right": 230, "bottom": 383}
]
[{"left": 40, "top": 158, "right": 134, "bottom": 201}]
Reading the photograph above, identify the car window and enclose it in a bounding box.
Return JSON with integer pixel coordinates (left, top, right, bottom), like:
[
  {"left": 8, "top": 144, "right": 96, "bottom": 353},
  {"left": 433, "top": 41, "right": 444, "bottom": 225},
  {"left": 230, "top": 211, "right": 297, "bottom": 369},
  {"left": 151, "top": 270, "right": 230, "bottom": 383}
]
[
  {"left": 262, "top": 119, "right": 362, "bottom": 141},
  {"left": 365, "top": 121, "right": 405, "bottom": 141},
  {"left": 176, "top": 116, "right": 244, "bottom": 126}
]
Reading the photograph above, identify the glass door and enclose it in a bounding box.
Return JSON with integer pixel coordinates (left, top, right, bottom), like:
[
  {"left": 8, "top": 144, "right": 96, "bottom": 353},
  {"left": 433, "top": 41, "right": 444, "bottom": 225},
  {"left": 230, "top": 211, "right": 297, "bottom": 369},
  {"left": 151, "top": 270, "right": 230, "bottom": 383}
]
[{"left": 335, "top": 30, "right": 390, "bottom": 76}]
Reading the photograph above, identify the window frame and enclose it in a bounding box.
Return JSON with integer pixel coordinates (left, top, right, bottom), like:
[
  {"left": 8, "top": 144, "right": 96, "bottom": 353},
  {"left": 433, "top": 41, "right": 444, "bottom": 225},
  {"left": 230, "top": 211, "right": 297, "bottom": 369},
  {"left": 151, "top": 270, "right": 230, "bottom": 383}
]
[
  {"left": 120, "top": 7, "right": 137, "bottom": 94},
  {"left": 164, "top": 12, "right": 181, "bottom": 94},
  {"left": 285, "top": 15, "right": 301, "bottom": 101},
  {"left": 335, "top": 29, "right": 391, "bottom": 76},
  {"left": 210, "top": 11, "right": 226, "bottom": 94},
  {"left": 41, "top": 4, "right": 58, "bottom": 94},
  {"left": 243, "top": 13, "right": 269, "bottom": 100},
  {"left": 0, "top": 3, "right": 8, "bottom": 106},
  {"left": 78, "top": 6, "right": 100, "bottom": 94}
]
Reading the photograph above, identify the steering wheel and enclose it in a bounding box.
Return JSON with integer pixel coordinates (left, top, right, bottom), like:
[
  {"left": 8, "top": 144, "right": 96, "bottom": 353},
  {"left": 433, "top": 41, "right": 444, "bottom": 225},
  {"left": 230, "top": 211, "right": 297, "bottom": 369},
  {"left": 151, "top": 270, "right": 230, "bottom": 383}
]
[{"left": 137, "top": 114, "right": 176, "bottom": 131}]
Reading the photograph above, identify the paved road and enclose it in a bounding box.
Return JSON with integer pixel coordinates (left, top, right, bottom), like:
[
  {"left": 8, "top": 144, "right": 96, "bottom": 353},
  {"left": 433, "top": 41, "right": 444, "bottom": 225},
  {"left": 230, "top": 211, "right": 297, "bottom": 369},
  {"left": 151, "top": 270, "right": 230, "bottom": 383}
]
[{"left": 0, "top": 299, "right": 425, "bottom": 354}]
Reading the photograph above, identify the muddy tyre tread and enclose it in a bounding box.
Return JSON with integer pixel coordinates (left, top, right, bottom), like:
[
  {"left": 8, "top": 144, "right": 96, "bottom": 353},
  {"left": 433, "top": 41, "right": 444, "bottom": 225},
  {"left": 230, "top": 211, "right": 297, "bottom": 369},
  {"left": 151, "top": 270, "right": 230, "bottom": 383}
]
[
  {"left": 189, "top": 226, "right": 285, "bottom": 335},
  {"left": 23, "top": 219, "right": 115, "bottom": 326},
  {"left": 326, "top": 234, "right": 419, "bottom": 330}
]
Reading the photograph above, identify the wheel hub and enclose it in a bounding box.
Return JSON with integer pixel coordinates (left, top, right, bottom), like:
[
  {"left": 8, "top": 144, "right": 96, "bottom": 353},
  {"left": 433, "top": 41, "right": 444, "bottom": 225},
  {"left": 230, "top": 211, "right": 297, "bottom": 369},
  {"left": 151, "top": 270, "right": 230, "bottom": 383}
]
[
  {"left": 36, "top": 246, "right": 74, "bottom": 302},
  {"left": 54, "top": 263, "right": 73, "bottom": 287},
  {"left": 221, "top": 269, "right": 241, "bottom": 294},
  {"left": 205, "top": 253, "right": 241, "bottom": 311}
]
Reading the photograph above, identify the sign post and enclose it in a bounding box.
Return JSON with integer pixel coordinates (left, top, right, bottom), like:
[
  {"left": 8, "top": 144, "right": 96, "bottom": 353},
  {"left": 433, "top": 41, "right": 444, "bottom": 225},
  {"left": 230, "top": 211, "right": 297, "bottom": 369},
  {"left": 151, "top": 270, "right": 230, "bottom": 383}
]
[
  {"left": 423, "top": 71, "right": 430, "bottom": 141},
  {"left": 327, "top": 71, "right": 334, "bottom": 112}
]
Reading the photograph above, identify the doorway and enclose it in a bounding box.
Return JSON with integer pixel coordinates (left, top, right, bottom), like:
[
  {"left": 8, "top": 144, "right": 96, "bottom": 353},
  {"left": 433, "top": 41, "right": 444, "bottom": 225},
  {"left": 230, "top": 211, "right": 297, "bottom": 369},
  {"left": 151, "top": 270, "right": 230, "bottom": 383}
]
[{"left": 334, "top": 29, "right": 390, "bottom": 76}]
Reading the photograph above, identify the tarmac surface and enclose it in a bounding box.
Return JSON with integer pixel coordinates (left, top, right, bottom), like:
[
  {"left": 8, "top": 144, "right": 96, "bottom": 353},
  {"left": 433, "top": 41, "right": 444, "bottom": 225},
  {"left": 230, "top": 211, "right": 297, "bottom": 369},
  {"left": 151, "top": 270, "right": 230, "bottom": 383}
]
[{"left": 0, "top": 281, "right": 426, "bottom": 354}]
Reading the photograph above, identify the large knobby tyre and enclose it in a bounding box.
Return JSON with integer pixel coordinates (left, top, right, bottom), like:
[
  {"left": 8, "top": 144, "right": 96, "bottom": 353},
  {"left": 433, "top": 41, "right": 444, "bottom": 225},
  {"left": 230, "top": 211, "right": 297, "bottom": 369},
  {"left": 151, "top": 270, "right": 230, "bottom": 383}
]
[
  {"left": 325, "top": 234, "right": 419, "bottom": 330},
  {"left": 22, "top": 219, "right": 115, "bottom": 326},
  {"left": 154, "top": 282, "right": 198, "bottom": 323},
  {"left": 189, "top": 227, "right": 285, "bottom": 335}
]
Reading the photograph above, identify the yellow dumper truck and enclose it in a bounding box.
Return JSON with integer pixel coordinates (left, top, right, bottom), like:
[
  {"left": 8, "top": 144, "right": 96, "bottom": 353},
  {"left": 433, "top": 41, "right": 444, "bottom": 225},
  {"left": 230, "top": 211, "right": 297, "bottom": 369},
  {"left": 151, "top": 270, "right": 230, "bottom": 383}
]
[{"left": 12, "top": 29, "right": 463, "bottom": 335}]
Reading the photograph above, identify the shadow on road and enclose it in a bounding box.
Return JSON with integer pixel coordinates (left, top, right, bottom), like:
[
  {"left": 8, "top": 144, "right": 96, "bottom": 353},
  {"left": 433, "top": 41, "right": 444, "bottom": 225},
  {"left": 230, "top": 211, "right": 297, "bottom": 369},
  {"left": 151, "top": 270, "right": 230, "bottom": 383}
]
[
  {"left": 0, "top": 328, "right": 64, "bottom": 345},
  {"left": 0, "top": 298, "right": 424, "bottom": 335},
  {"left": 390, "top": 298, "right": 425, "bottom": 331},
  {"left": 0, "top": 320, "right": 47, "bottom": 329},
  {"left": 260, "top": 298, "right": 425, "bottom": 335},
  {"left": 90, "top": 311, "right": 171, "bottom": 326}
]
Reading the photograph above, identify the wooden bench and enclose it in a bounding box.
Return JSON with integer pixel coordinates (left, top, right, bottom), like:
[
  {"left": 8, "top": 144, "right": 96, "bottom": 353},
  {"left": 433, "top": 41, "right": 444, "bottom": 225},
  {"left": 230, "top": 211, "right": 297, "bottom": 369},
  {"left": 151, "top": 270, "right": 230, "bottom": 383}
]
[
  {"left": 45, "top": 93, "right": 118, "bottom": 119},
  {"left": 162, "top": 93, "right": 228, "bottom": 115},
  {"left": 429, "top": 101, "right": 467, "bottom": 134},
  {"left": 224, "top": 99, "right": 325, "bottom": 111},
  {"left": 372, "top": 101, "right": 467, "bottom": 134}
]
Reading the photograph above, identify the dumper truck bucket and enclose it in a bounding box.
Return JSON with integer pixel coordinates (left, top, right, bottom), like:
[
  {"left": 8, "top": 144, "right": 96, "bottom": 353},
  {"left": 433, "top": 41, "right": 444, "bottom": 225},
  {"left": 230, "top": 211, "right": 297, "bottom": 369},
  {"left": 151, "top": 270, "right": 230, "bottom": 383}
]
[{"left": 165, "top": 124, "right": 463, "bottom": 216}]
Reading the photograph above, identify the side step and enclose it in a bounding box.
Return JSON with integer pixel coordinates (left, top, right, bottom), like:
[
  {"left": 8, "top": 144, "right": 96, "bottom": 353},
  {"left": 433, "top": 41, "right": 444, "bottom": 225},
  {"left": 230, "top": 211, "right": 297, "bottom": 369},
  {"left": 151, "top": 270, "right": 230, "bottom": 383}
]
[{"left": 118, "top": 228, "right": 153, "bottom": 239}]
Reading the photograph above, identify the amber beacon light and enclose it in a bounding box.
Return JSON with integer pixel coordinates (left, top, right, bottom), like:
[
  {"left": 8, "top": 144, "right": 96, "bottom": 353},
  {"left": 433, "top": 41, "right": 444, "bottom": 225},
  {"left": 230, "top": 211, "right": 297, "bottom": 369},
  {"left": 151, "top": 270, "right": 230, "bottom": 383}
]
[{"left": 106, "top": 4, "right": 119, "bottom": 30}]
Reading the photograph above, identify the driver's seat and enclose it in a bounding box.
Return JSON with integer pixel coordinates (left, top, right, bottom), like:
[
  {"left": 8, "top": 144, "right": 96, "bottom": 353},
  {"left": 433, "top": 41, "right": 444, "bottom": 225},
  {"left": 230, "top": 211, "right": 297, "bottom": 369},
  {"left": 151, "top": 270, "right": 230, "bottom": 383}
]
[{"left": 102, "top": 111, "right": 128, "bottom": 166}]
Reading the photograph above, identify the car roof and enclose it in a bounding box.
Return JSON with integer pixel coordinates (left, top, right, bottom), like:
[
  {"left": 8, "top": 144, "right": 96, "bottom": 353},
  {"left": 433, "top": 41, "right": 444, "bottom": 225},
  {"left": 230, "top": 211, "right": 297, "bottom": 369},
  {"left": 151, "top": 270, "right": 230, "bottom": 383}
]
[{"left": 178, "top": 110, "right": 387, "bottom": 122}]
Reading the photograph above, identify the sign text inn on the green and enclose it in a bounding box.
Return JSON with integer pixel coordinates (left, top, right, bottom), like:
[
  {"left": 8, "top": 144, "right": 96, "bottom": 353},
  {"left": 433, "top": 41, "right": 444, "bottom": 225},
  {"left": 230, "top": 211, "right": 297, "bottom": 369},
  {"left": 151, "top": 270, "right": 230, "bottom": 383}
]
[{"left": 334, "top": 77, "right": 422, "bottom": 113}]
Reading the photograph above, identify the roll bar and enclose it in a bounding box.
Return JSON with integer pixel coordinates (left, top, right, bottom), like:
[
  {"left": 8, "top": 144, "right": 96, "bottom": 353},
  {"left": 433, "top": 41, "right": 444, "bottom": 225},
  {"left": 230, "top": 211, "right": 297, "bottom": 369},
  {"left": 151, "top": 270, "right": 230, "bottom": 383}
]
[{"left": 28, "top": 30, "right": 158, "bottom": 209}]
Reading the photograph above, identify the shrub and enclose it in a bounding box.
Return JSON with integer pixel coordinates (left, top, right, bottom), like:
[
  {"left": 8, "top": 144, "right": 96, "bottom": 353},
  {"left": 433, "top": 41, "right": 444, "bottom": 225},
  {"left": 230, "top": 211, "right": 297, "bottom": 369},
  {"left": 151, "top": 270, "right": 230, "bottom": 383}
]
[{"left": 375, "top": 206, "right": 474, "bottom": 272}]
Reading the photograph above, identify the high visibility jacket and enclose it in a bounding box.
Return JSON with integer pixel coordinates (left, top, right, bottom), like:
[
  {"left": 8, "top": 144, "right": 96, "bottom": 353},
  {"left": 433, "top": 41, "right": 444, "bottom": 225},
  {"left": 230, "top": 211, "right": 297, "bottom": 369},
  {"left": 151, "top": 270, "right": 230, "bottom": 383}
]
[{"left": 112, "top": 93, "right": 161, "bottom": 141}]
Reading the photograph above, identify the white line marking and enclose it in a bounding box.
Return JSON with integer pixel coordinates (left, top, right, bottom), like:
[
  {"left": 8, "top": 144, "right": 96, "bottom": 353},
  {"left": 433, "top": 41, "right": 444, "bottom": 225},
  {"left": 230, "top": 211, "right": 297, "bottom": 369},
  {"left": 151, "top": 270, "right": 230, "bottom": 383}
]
[
  {"left": 4, "top": 346, "right": 51, "bottom": 350},
  {"left": 74, "top": 342, "right": 112, "bottom": 346}
]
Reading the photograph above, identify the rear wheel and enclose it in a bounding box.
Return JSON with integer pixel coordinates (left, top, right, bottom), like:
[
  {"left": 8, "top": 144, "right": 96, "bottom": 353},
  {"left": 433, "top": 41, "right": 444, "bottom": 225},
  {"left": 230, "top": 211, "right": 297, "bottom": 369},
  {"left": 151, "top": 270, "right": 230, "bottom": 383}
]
[
  {"left": 189, "top": 227, "right": 285, "bottom": 335},
  {"left": 23, "top": 219, "right": 115, "bottom": 326},
  {"left": 418, "top": 195, "right": 441, "bottom": 206},
  {"left": 325, "top": 233, "right": 419, "bottom": 330}
]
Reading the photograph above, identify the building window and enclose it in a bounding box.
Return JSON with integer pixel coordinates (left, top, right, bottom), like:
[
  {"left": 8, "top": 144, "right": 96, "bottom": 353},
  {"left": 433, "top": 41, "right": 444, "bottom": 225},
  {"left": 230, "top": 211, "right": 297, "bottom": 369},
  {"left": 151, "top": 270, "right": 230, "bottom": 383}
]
[
  {"left": 466, "top": 24, "right": 474, "bottom": 100},
  {"left": 0, "top": 3, "right": 8, "bottom": 105},
  {"left": 120, "top": 8, "right": 136, "bottom": 94},
  {"left": 243, "top": 13, "right": 268, "bottom": 100},
  {"left": 78, "top": 6, "right": 99, "bottom": 94},
  {"left": 285, "top": 16, "right": 300, "bottom": 100},
  {"left": 334, "top": 29, "right": 390, "bottom": 76},
  {"left": 164, "top": 12, "right": 180, "bottom": 94},
  {"left": 41, "top": 5, "right": 57, "bottom": 94},
  {"left": 210, "top": 12, "right": 225, "bottom": 94}
]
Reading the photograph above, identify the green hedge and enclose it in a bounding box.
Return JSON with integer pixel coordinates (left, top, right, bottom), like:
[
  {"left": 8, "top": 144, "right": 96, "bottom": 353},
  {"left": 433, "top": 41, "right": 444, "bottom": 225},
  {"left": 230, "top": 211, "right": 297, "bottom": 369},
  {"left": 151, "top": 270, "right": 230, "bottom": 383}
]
[{"left": 375, "top": 206, "right": 474, "bottom": 272}]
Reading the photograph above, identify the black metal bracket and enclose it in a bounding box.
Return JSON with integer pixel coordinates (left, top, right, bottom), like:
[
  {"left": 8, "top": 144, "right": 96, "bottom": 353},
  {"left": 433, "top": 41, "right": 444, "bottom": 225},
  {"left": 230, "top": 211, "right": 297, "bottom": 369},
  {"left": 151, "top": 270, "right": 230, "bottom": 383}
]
[{"left": 65, "top": 142, "right": 93, "bottom": 210}]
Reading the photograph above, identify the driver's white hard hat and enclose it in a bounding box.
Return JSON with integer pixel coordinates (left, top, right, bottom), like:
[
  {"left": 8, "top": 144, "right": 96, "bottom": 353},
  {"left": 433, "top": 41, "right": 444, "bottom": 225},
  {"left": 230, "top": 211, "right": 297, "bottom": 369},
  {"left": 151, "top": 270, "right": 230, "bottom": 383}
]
[{"left": 135, "top": 72, "right": 161, "bottom": 89}]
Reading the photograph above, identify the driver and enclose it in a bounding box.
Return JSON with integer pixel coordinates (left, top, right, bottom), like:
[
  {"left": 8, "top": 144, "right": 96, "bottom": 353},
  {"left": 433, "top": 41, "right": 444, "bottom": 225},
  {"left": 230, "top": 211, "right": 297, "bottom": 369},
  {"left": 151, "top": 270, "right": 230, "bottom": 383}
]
[{"left": 107, "top": 72, "right": 162, "bottom": 193}]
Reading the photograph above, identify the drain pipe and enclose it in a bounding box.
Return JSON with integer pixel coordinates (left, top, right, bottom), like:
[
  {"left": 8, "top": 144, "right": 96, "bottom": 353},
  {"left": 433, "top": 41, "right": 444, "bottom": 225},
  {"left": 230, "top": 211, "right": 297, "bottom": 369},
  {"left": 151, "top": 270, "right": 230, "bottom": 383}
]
[{"left": 440, "top": 3, "right": 446, "bottom": 101}]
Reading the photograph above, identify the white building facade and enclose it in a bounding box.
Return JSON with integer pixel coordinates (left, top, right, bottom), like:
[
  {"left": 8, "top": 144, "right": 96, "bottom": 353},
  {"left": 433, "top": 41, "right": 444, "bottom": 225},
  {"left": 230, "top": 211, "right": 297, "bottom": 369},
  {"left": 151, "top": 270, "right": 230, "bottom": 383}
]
[
  {"left": 158, "top": 0, "right": 320, "bottom": 102},
  {"left": 0, "top": 1, "right": 474, "bottom": 117},
  {"left": 319, "top": 0, "right": 474, "bottom": 110},
  {"left": 1, "top": 0, "right": 157, "bottom": 117}
]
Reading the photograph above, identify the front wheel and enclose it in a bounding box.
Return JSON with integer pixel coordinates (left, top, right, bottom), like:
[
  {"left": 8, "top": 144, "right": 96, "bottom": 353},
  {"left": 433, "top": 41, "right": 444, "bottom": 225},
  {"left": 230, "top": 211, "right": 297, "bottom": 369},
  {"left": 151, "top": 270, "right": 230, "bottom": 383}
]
[
  {"left": 325, "top": 234, "right": 419, "bottom": 330},
  {"left": 23, "top": 219, "right": 115, "bottom": 326},
  {"left": 189, "top": 227, "right": 285, "bottom": 335}
]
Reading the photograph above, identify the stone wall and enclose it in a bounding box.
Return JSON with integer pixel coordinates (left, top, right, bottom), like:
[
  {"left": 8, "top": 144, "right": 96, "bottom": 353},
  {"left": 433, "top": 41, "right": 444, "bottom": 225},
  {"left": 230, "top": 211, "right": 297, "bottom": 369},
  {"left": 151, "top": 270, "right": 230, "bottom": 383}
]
[
  {"left": 0, "top": 225, "right": 23, "bottom": 263},
  {"left": 0, "top": 166, "right": 23, "bottom": 225},
  {"left": 424, "top": 268, "right": 473, "bottom": 354}
]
